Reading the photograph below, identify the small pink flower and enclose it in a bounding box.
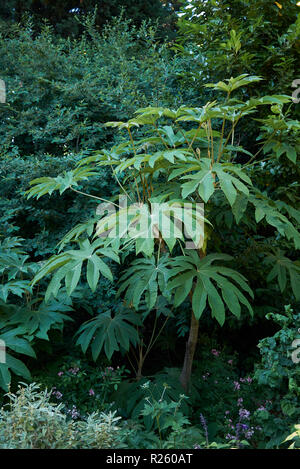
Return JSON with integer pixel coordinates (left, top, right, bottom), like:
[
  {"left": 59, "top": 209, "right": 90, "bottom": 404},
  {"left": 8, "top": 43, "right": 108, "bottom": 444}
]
[
  {"left": 57, "top": 371, "right": 63, "bottom": 377},
  {"left": 228, "top": 359, "right": 233, "bottom": 365},
  {"left": 89, "top": 389, "right": 95, "bottom": 396},
  {"left": 211, "top": 349, "right": 220, "bottom": 357}
]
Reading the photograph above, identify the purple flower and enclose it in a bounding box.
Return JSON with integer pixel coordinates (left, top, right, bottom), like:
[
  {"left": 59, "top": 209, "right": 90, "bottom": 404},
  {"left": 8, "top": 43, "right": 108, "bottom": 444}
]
[
  {"left": 89, "top": 388, "right": 95, "bottom": 396},
  {"left": 52, "top": 390, "right": 63, "bottom": 399},
  {"left": 239, "top": 408, "right": 250, "bottom": 420},
  {"left": 67, "top": 405, "right": 80, "bottom": 419},
  {"left": 237, "top": 397, "right": 243, "bottom": 406},
  {"left": 211, "top": 349, "right": 220, "bottom": 357},
  {"left": 228, "top": 359, "right": 233, "bottom": 365},
  {"left": 200, "top": 413, "right": 209, "bottom": 446},
  {"left": 233, "top": 381, "right": 240, "bottom": 390},
  {"left": 257, "top": 406, "right": 266, "bottom": 411},
  {"left": 245, "top": 430, "right": 254, "bottom": 439},
  {"left": 57, "top": 371, "right": 64, "bottom": 377}
]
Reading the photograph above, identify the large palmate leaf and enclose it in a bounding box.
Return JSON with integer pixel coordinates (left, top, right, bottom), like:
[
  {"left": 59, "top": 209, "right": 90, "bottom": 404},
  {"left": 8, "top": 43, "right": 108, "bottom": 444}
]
[
  {"left": 171, "top": 158, "right": 252, "bottom": 205},
  {"left": 0, "top": 280, "right": 32, "bottom": 303},
  {"left": 204, "top": 74, "right": 263, "bottom": 93},
  {"left": 31, "top": 239, "right": 119, "bottom": 302},
  {"left": 26, "top": 166, "right": 99, "bottom": 199},
  {"left": 75, "top": 308, "right": 141, "bottom": 360},
  {"left": 0, "top": 328, "right": 36, "bottom": 391},
  {"left": 264, "top": 250, "right": 300, "bottom": 301},
  {"left": 275, "top": 200, "right": 300, "bottom": 226},
  {"left": 0, "top": 237, "right": 25, "bottom": 254},
  {"left": 4, "top": 299, "right": 73, "bottom": 340},
  {"left": 118, "top": 255, "right": 171, "bottom": 311},
  {"left": 0, "top": 251, "right": 37, "bottom": 279},
  {"left": 105, "top": 147, "right": 193, "bottom": 175},
  {"left": 249, "top": 191, "right": 300, "bottom": 249},
  {"left": 57, "top": 218, "right": 98, "bottom": 252},
  {"left": 0, "top": 354, "right": 32, "bottom": 392},
  {"left": 95, "top": 198, "right": 206, "bottom": 255},
  {"left": 167, "top": 252, "right": 253, "bottom": 326},
  {"left": 0, "top": 238, "right": 39, "bottom": 302}
]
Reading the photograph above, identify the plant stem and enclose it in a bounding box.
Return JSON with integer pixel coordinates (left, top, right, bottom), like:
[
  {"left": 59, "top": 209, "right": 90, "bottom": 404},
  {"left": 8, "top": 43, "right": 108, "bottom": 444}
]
[
  {"left": 179, "top": 309, "right": 199, "bottom": 392},
  {"left": 179, "top": 249, "right": 205, "bottom": 391},
  {"left": 69, "top": 186, "right": 121, "bottom": 208}
]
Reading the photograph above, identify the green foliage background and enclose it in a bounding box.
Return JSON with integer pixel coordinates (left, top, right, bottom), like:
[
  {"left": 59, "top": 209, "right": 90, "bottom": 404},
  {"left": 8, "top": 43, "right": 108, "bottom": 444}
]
[{"left": 0, "top": 0, "right": 299, "bottom": 450}]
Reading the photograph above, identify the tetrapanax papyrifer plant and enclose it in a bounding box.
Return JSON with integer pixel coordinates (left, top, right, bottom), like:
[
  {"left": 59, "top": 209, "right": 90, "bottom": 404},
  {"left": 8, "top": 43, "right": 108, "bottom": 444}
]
[{"left": 27, "top": 75, "right": 300, "bottom": 390}]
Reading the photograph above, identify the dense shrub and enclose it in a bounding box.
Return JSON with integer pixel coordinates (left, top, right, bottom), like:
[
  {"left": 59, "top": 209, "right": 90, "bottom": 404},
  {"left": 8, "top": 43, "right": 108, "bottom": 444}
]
[
  {"left": 0, "top": 382, "right": 123, "bottom": 449},
  {"left": 0, "top": 16, "right": 194, "bottom": 257},
  {"left": 0, "top": 16, "right": 191, "bottom": 158},
  {"left": 253, "top": 305, "right": 300, "bottom": 448}
]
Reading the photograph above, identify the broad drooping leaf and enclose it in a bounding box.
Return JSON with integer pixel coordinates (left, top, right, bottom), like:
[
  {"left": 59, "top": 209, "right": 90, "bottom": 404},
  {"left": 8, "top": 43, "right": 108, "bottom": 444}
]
[
  {"left": 249, "top": 192, "right": 300, "bottom": 249},
  {"left": 118, "top": 255, "right": 171, "bottom": 311},
  {"left": 95, "top": 198, "right": 206, "bottom": 256},
  {"left": 26, "top": 166, "right": 99, "bottom": 199},
  {"left": 31, "top": 239, "right": 119, "bottom": 302},
  {"left": 0, "top": 251, "right": 37, "bottom": 280},
  {"left": 0, "top": 328, "right": 36, "bottom": 391},
  {"left": 75, "top": 308, "right": 141, "bottom": 360},
  {"left": 264, "top": 250, "right": 300, "bottom": 301},
  {"left": 0, "top": 280, "right": 32, "bottom": 303},
  {"left": 204, "top": 74, "right": 263, "bottom": 93},
  {"left": 0, "top": 239, "right": 38, "bottom": 302},
  {"left": 176, "top": 158, "right": 252, "bottom": 205},
  {"left": 167, "top": 251, "right": 253, "bottom": 326},
  {"left": 3, "top": 299, "right": 73, "bottom": 340}
]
